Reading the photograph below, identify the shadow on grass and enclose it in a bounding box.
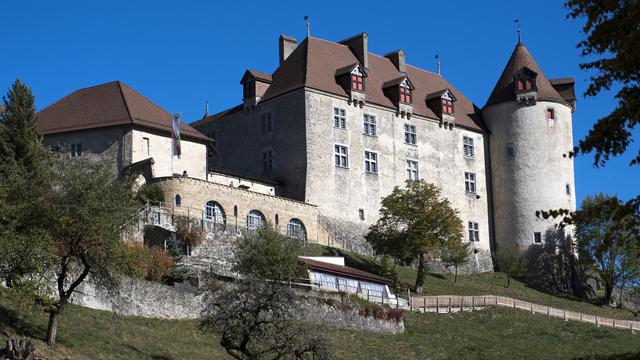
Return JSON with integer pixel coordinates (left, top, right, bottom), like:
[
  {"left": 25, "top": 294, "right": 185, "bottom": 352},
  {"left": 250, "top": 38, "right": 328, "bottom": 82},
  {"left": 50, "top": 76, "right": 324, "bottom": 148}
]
[
  {"left": 575, "top": 353, "right": 640, "bottom": 360},
  {"left": 125, "top": 343, "right": 174, "bottom": 360},
  {"left": 0, "top": 305, "right": 45, "bottom": 340}
]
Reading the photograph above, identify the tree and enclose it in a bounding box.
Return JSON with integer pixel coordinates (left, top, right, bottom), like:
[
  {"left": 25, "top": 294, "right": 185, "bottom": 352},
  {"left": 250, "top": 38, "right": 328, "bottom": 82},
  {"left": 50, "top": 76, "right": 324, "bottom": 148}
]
[
  {"left": 574, "top": 194, "right": 640, "bottom": 304},
  {"left": 0, "top": 80, "right": 43, "bottom": 171},
  {"left": 565, "top": 0, "right": 640, "bottom": 167},
  {"left": 441, "top": 240, "right": 470, "bottom": 283},
  {"left": 493, "top": 247, "right": 528, "bottom": 288},
  {"left": 201, "top": 224, "right": 329, "bottom": 359},
  {"left": 234, "top": 224, "right": 307, "bottom": 282},
  {"left": 365, "top": 180, "right": 464, "bottom": 294},
  {"left": 38, "top": 154, "right": 139, "bottom": 347}
]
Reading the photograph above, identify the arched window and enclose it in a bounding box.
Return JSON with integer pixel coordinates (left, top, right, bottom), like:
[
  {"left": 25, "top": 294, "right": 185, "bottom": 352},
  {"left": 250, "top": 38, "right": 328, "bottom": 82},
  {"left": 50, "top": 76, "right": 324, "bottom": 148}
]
[
  {"left": 275, "top": 214, "right": 279, "bottom": 225},
  {"left": 233, "top": 205, "right": 238, "bottom": 217},
  {"left": 246, "top": 210, "right": 266, "bottom": 230},
  {"left": 286, "top": 218, "right": 307, "bottom": 240},
  {"left": 204, "top": 201, "right": 225, "bottom": 224},
  {"left": 175, "top": 194, "right": 181, "bottom": 207}
]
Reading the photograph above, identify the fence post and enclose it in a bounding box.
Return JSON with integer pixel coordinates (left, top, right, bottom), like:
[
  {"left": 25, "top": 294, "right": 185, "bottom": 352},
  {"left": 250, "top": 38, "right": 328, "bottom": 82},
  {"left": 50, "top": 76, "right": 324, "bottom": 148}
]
[
  {"left": 596, "top": 317, "right": 599, "bottom": 327},
  {"left": 472, "top": 297, "right": 475, "bottom": 310},
  {"left": 531, "top": 303, "right": 534, "bottom": 313},
  {"left": 564, "top": 310, "right": 567, "bottom": 321},
  {"left": 461, "top": 297, "right": 464, "bottom": 311},
  {"left": 408, "top": 289, "right": 411, "bottom": 311},
  {"left": 396, "top": 296, "right": 399, "bottom": 309},
  {"left": 436, "top": 297, "right": 439, "bottom": 313},
  {"left": 448, "top": 297, "right": 451, "bottom": 313},
  {"left": 367, "top": 290, "right": 370, "bottom": 302},
  {"left": 424, "top": 297, "right": 427, "bottom": 313}
]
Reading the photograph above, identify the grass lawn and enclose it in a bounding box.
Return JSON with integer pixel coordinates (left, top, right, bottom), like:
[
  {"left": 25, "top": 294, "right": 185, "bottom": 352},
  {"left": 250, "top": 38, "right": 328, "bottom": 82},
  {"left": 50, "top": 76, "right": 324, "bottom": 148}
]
[{"left": 2, "top": 295, "right": 640, "bottom": 360}]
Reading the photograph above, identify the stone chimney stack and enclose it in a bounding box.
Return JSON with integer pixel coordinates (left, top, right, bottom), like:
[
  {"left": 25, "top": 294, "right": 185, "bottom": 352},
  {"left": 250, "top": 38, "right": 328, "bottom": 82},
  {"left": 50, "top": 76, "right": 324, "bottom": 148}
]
[
  {"left": 385, "top": 50, "right": 406, "bottom": 73},
  {"left": 340, "top": 32, "right": 368, "bottom": 69},
  {"left": 279, "top": 35, "right": 297, "bottom": 65}
]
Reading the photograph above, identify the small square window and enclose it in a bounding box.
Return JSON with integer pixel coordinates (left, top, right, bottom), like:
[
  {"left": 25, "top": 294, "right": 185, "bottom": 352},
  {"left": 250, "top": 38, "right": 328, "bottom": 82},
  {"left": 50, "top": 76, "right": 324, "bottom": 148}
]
[
  {"left": 404, "top": 124, "right": 417, "bottom": 145},
  {"left": 534, "top": 232, "right": 542, "bottom": 244},
  {"left": 358, "top": 209, "right": 365, "bottom": 221},
  {"left": 463, "top": 136, "right": 474, "bottom": 158},
  {"left": 333, "top": 107, "right": 346, "bottom": 129},
  {"left": 334, "top": 145, "right": 348, "bottom": 168},
  {"left": 363, "top": 114, "right": 377, "bottom": 136}
]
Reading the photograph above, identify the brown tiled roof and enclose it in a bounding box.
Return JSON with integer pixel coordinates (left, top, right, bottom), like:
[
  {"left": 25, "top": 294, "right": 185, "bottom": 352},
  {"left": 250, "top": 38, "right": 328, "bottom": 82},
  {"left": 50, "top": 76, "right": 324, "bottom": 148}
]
[
  {"left": 38, "top": 81, "right": 210, "bottom": 142},
  {"left": 299, "top": 257, "right": 392, "bottom": 285},
  {"left": 484, "top": 43, "right": 568, "bottom": 108},
  {"left": 242, "top": 70, "right": 273, "bottom": 84},
  {"left": 197, "top": 36, "right": 485, "bottom": 131},
  {"left": 192, "top": 104, "right": 243, "bottom": 127}
]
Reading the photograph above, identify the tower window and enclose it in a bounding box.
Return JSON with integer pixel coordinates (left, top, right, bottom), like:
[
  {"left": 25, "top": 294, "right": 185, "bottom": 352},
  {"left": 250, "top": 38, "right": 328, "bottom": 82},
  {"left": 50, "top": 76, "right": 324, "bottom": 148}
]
[
  {"left": 566, "top": 184, "right": 571, "bottom": 195},
  {"left": 333, "top": 107, "right": 346, "bottom": 129},
  {"left": 464, "top": 172, "right": 477, "bottom": 194},
  {"left": 400, "top": 85, "right": 412, "bottom": 104},
  {"left": 358, "top": 209, "right": 365, "bottom": 221},
  {"left": 175, "top": 194, "right": 182, "bottom": 207},
  {"left": 261, "top": 149, "right": 273, "bottom": 173},
  {"left": 463, "top": 136, "right": 475, "bottom": 158},
  {"left": 534, "top": 232, "right": 542, "bottom": 244},
  {"left": 468, "top": 221, "right": 479, "bottom": 242},
  {"left": 351, "top": 74, "right": 364, "bottom": 91},
  {"left": 506, "top": 144, "right": 515, "bottom": 158},
  {"left": 364, "top": 151, "right": 378, "bottom": 174},
  {"left": 260, "top": 113, "right": 273, "bottom": 135},
  {"left": 546, "top": 108, "right": 556, "bottom": 127}
]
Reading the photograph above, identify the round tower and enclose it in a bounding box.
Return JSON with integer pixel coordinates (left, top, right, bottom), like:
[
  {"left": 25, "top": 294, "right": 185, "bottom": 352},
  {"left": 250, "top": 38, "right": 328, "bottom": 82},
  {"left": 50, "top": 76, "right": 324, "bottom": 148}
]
[{"left": 482, "top": 42, "right": 576, "bottom": 251}]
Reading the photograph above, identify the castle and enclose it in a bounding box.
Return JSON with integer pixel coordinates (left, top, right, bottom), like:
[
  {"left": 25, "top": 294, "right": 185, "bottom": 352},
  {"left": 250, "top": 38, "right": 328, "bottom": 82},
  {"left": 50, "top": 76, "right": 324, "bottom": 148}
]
[{"left": 36, "top": 32, "right": 577, "bottom": 272}]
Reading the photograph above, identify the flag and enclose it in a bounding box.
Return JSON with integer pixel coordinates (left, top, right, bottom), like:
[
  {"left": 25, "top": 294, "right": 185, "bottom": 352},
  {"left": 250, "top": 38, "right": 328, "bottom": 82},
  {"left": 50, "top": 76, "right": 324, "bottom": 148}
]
[{"left": 172, "top": 113, "right": 181, "bottom": 156}]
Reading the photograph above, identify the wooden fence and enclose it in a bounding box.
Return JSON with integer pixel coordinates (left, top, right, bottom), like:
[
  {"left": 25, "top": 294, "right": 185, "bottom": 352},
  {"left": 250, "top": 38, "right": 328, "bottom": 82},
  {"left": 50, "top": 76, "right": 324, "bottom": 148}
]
[{"left": 409, "top": 295, "right": 640, "bottom": 333}]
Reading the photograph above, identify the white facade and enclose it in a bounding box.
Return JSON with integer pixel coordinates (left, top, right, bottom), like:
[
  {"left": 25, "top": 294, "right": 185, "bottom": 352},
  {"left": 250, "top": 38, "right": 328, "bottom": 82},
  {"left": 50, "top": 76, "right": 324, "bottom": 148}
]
[{"left": 131, "top": 129, "right": 207, "bottom": 180}]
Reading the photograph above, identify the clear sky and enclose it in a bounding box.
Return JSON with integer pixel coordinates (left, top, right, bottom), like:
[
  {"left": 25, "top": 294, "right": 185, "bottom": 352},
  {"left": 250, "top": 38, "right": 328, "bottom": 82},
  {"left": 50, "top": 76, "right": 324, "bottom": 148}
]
[{"left": 2, "top": 0, "right": 637, "bottom": 205}]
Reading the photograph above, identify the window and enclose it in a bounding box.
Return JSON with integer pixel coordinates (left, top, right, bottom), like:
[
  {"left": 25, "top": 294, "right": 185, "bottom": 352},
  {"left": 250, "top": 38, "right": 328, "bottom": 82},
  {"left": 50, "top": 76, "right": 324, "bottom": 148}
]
[
  {"left": 246, "top": 210, "right": 265, "bottom": 230},
  {"left": 175, "top": 194, "right": 181, "bottom": 207},
  {"left": 506, "top": 144, "right": 515, "bottom": 157},
  {"left": 468, "top": 222, "right": 479, "bottom": 242},
  {"left": 204, "top": 201, "right": 225, "bottom": 224},
  {"left": 261, "top": 150, "right": 273, "bottom": 173},
  {"left": 333, "top": 107, "right": 346, "bottom": 129},
  {"left": 400, "top": 85, "right": 412, "bottom": 104},
  {"left": 534, "top": 232, "right": 542, "bottom": 244},
  {"left": 404, "top": 124, "right": 417, "bottom": 145},
  {"left": 286, "top": 218, "right": 307, "bottom": 240},
  {"left": 566, "top": 184, "right": 571, "bottom": 195},
  {"left": 260, "top": 113, "right": 273, "bottom": 135},
  {"left": 351, "top": 74, "right": 364, "bottom": 91},
  {"left": 70, "top": 143, "right": 82, "bottom": 157},
  {"left": 358, "top": 209, "right": 365, "bottom": 221},
  {"left": 142, "top": 137, "right": 150, "bottom": 156},
  {"left": 517, "top": 78, "right": 534, "bottom": 91},
  {"left": 546, "top": 108, "right": 556, "bottom": 127},
  {"left": 363, "top": 114, "right": 377, "bottom": 136},
  {"left": 364, "top": 151, "right": 378, "bottom": 174},
  {"left": 442, "top": 98, "right": 454, "bottom": 115},
  {"left": 334, "top": 145, "right": 348, "bottom": 168},
  {"left": 406, "top": 160, "right": 419, "bottom": 181},
  {"left": 463, "top": 136, "right": 474, "bottom": 158},
  {"left": 465, "top": 172, "right": 477, "bottom": 194}
]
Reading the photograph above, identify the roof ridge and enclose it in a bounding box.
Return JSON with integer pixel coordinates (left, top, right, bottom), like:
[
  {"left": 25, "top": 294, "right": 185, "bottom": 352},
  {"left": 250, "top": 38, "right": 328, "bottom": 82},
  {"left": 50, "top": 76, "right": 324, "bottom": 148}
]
[{"left": 116, "top": 81, "right": 135, "bottom": 125}]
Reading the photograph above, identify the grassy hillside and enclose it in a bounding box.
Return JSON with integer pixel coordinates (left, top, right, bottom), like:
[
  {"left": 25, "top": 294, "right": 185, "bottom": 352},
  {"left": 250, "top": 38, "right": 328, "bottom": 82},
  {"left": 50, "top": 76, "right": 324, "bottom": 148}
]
[
  {"left": 313, "top": 246, "right": 639, "bottom": 320},
  {"left": 2, "top": 295, "right": 640, "bottom": 360}
]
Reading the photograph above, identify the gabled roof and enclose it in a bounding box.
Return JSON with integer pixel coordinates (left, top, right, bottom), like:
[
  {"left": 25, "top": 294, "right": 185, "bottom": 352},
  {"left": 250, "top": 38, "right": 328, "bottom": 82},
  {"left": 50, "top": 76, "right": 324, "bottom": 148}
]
[
  {"left": 484, "top": 43, "right": 567, "bottom": 108},
  {"left": 426, "top": 88, "right": 457, "bottom": 102},
  {"left": 382, "top": 76, "right": 413, "bottom": 89},
  {"left": 198, "top": 36, "right": 484, "bottom": 131},
  {"left": 240, "top": 70, "right": 273, "bottom": 84},
  {"left": 335, "top": 63, "right": 367, "bottom": 77},
  {"left": 38, "top": 81, "right": 210, "bottom": 142}
]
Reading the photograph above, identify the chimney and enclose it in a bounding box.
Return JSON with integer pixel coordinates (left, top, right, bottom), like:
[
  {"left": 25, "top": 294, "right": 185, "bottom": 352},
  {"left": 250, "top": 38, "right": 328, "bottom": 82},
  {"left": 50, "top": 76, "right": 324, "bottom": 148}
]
[
  {"left": 340, "top": 32, "right": 368, "bottom": 69},
  {"left": 385, "top": 50, "right": 405, "bottom": 73},
  {"left": 279, "top": 35, "right": 297, "bottom": 64}
]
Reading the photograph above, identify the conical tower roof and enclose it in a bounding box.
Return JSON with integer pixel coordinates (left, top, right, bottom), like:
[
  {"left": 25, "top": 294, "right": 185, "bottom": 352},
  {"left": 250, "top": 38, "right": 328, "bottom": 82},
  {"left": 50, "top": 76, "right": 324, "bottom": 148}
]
[{"left": 484, "top": 43, "right": 567, "bottom": 108}]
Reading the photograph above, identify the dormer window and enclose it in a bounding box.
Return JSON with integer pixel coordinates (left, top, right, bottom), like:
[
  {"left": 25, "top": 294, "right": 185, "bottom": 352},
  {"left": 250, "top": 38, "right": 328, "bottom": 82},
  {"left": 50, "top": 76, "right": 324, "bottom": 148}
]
[
  {"left": 351, "top": 74, "right": 364, "bottom": 91},
  {"left": 426, "top": 89, "right": 457, "bottom": 129},
  {"left": 517, "top": 78, "right": 533, "bottom": 91},
  {"left": 442, "top": 97, "right": 454, "bottom": 115},
  {"left": 400, "top": 85, "right": 412, "bottom": 104}
]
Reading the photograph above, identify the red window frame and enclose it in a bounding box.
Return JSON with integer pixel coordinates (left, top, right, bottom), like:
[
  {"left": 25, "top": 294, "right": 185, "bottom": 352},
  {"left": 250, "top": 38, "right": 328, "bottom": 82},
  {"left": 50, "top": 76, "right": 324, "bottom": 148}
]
[
  {"left": 442, "top": 98, "right": 454, "bottom": 115},
  {"left": 351, "top": 75, "right": 364, "bottom": 91},
  {"left": 517, "top": 79, "right": 524, "bottom": 91},
  {"left": 525, "top": 79, "right": 532, "bottom": 90},
  {"left": 400, "top": 86, "right": 412, "bottom": 104},
  {"left": 546, "top": 108, "right": 555, "bottom": 120}
]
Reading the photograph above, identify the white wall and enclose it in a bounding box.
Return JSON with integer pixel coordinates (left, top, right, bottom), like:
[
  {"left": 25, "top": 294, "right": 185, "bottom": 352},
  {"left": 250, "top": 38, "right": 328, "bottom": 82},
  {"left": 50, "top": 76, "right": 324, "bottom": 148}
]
[{"left": 131, "top": 129, "right": 207, "bottom": 180}]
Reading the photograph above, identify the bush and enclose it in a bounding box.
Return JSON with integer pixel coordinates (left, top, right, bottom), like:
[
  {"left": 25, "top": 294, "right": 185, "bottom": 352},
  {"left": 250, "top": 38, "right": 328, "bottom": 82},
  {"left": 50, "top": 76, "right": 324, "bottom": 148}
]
[
  {"left": 357, "top": 303, "right": 405, "bottom": 322},
  {"left": 175, "top": 216, "right": 204, "bottom": 249},
  {"left": 136, "top": 183, "right": 165, "bottom": 205},
  {"left": 127, "top": 243, "right": 174, "bottom": 282}
]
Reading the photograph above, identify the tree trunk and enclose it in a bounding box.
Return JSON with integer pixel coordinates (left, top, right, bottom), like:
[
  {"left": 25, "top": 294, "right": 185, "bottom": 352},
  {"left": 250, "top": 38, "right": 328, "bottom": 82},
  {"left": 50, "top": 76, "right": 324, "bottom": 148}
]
[
  {"left": 414, "top": 253, "right": 426, "bottom": 295},
  {"left": 46, "top": 311, "right": 59, "bottom": 348},
  {"left": 604, "top": 283, "right": 614, "bottom": 305},
  {"left": 454, "top": 267, "right": 458, "bottom": 283},
  {"left": 506, "top": 273, "right": 511, "bottom": 288}
]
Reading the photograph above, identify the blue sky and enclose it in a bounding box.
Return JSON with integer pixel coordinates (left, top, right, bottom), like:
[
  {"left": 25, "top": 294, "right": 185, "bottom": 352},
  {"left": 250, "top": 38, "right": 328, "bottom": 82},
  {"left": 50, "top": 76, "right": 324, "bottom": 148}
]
[{"left": 2, "top": 0, "right": 637, "bottom": 205}]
